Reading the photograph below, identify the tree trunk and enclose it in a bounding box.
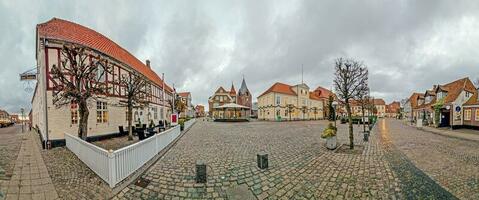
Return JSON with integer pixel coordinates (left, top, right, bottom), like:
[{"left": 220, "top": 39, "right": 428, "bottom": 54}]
[
  {"left": 128, "top": 104, "right": 133, "bottom": 141},
  {"left": 78, "top": 100, "right": 89, "bottom": 140},
  {"left": 346, "top": 101, "right": 354, "bottom": 149},
  {"left": 361, "top": 104, "right": 366, "bottom": 132}
]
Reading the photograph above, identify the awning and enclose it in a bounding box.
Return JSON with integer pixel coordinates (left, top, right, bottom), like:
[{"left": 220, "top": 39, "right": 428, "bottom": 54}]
[{"left": 215, "top": 103, "right": 250, "bottom": 109}]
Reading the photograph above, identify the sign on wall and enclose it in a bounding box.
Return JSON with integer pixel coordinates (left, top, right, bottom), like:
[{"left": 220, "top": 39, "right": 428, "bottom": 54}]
[{"left": 171, "top": 114, "right": 178, "bottom": 126}]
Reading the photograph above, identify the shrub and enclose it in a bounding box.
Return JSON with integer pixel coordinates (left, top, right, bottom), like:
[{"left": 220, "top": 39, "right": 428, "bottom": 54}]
[
  {"left": 179, "top": 119, "right": 185, "bottom": 131},
  {"left": 321, "top": 123, "right": 337, "bottom": 138}
]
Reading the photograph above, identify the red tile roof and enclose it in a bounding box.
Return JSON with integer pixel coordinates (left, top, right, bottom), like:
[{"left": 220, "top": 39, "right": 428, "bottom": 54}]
[
  {"left": 408, "top": 93, "right": 423, "bottom": 109},
  {"left": 437, "top": 77, "right": 476, "bottom": 104},
  {"left": 37, "top": 18, "right": 172, "bottom": 92},
  {"left": 259, "top": 82, "right": 297, "bottom": 97},
  {"left": 313, "top": 86, "right": 335, "bottom": 99},
  {"left": 464, "top": 92, "right": 479, "bottom": 106},
  {"left": 178, "top": 92, "right": 190, "bottom": 97}
]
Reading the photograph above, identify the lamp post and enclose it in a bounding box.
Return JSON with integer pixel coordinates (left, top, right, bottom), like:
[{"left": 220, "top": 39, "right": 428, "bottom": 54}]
[
  {"left": 332, "top": 101, "right": 338, "bottom": 128},
  {"left": 20, "top": 108, "right": 24, "bottom": 133}
]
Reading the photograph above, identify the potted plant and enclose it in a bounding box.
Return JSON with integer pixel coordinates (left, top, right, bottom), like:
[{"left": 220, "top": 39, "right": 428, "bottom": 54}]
[{"left": 321, "top": 123, "right": 337, "bottom": 150}]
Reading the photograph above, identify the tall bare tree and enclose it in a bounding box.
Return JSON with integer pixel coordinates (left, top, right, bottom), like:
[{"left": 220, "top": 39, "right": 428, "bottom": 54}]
[
  {"left": 50, "top": 44, "right": 110, "bottom": 139},
  {"left": 115, "top": 71, "right": 150, "bottom": 140},
  {"left": 356, "top": 85, "right": 370, "bottom": 133},
  {"left": 333, "top": 57, "right": 369, "bottom": 149}
]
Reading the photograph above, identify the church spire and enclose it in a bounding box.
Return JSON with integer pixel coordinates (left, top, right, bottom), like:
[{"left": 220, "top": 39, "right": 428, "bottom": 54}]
[{"left": 230, "top": 82, "right": 236, "bottom": 96}]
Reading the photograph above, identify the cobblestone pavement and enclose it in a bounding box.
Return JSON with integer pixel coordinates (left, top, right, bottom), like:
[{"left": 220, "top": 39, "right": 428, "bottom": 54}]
[
  {"left": 0, "top": 125, "right": 23, "bottom": 199},
  {"left": 92, "top": 135, "right": 139, "bottom": 151},
  {"left": 377, "top": 119, "right": 457, "bottom": 199},
  {"left": 116, "top": 120, "right": 405, "bottom": 199},
  {"left": 38, "top": 136, "right": 113, "bottom": 199},
  {"left": 3, "top": 130, "right": 59, "bottom": 200},
  {"left": 386, "top": 119, "right": 479, "bottom": 200}
]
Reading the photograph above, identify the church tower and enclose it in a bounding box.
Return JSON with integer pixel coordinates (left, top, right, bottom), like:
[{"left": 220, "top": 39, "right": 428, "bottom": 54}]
[{"left": 237, "top": 77, "right": 252, "bottom": 109}]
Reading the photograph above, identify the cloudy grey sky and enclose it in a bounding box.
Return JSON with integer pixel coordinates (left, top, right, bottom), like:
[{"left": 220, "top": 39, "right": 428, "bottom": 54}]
[{"left": 1, "top": 0, "right": 479, "bottom": 113}]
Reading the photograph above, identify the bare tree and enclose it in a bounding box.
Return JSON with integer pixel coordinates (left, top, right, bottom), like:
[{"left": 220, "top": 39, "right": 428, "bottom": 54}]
[
  {"left": 115, "top": 71, "right": 150, "bottom": 140},
  {"left": 356, "top": 85, "right": 370, "bottom": 133},
  {"left": 333, "top": 57, "right": 369, "bottom": 149},
  {"left": 286, "top": 104, "right": 295, "bottom": 121},
  {"left": 50, "top": 44, "right": 110, "bottom": 139}
]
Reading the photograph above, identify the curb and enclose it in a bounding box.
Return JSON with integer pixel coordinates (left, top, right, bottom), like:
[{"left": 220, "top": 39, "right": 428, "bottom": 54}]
[{"left": 418, "top": 127, "right": 479, "bottom": 143}]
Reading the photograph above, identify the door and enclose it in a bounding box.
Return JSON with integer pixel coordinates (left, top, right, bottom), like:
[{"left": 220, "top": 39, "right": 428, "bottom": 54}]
[{"left": 440, "top": 111, "right": 450, "bottom": 127}]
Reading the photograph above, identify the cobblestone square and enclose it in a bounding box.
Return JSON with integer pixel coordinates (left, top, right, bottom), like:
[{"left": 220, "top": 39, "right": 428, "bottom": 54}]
[{"left": 115, "top": 119, "right": 462, "bottom": 199}]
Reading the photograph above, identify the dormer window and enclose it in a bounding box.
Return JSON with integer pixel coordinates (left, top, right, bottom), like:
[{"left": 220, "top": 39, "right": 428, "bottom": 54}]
[{"left": 466, "top": 92, "right": 471, "bottom": 98}]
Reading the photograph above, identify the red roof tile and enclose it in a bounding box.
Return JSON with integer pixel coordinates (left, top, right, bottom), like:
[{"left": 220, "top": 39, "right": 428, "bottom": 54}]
[
  {"left": 259, "top": 82, "right": 297, "bottom": 97},
  {"left": 37, "top": 18, "right": 172, "bottom": 92},
  {"left": 178, "top": 92, "right": 190, "bottom": 97}
]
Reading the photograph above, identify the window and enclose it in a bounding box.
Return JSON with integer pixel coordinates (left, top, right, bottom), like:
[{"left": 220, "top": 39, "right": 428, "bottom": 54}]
[
  {"left": 153, "top": 107, "right": 158, "bottom": 119},
  {"left": 276, "top": 96, "right": 281, "bottom": 105},
  {"left": 134, "top": 111, "right": 139, "bottom": 122},
  {"left": 466, "top": 92, "right": 471, "bottom": 98},
  {"left": 96, "top": 101, "right": 108, "bottom": 123},
  {"left": 476, "top": 109, "right": 479, "bottom": 121},
  {"left": 464, "top": 109, "right": 472, "bottom": 120},
  {"left": 71, "top": 101, "right": 79, "bottom": 124}
]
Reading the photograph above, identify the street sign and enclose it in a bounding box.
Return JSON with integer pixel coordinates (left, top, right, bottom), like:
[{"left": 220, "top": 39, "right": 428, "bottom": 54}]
[{"left": 455, "top": 106, "right": 461, "bottom": 112}]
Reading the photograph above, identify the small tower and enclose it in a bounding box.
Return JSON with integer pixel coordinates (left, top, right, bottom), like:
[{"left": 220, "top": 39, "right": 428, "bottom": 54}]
[{"left": 230, "top": 82, "right": 237, "bottom": 102}]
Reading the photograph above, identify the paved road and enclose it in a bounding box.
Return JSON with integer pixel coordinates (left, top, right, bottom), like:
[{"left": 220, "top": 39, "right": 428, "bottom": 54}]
[
  {"left": 0, "top": 125, "right": 23, "bottom": 198},
  {"left": 386, "top": 119, "right": 479, "bottom": 200},
  {"left": 377, "top": 119, "right": 457, "bottom": 199}
]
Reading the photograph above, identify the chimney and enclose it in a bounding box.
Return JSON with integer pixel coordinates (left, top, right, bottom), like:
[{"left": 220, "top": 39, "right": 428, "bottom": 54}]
[{"left": 146, "top": 60, "right": 151, "bottom": 68}]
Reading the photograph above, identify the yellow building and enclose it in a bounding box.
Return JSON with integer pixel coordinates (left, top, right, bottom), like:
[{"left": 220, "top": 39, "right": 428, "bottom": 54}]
[{"left": 257, "top": 82, "right": 324, "bottom": 121}]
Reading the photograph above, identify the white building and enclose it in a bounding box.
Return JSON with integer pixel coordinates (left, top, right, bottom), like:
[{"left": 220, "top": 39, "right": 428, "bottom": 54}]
[{"left": 32, "top": 18, "right": 174, "bottom": 148}]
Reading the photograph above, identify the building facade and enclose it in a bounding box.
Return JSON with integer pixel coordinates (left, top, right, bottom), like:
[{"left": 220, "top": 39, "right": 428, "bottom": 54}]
[
  {"left": 195, "top": 105, "right": 205, "bottom": 117},
  {"left": 32, "top": 18, "right": 174, "bottom": 147},
  {"left": 208, "top": 85, "right": 237, "bottom": 118},
  {"left": 237, "top": 78, "right": 252, "bottom": 110},
  {"left": 386, "top": 101, "right": 401, "bottom": 118},
  {"left": 411, "top": 77, "right": 477, "bottom": 128},
  {"left": 257, "top": 82, "right": 324, "bottom": 121},
  {"left": 178, "top": 92, "right": 194, "bottom": 118}
]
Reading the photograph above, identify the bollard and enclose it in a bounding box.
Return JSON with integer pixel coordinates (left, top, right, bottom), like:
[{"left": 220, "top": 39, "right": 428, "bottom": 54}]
[
  {"left": 196, "top": 160, "right": 207, "bottom": 183},
  {"left": 363, "top": 131, "right": 369, "bottom": 141},
  {"left": 257, "top": 152, "right": 268, "bottom": 169}
]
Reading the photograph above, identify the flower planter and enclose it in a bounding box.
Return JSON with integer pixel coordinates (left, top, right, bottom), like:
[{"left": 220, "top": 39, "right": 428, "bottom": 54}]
[{"left": 326, "top": 136, "right": 337, "bottom": 150}]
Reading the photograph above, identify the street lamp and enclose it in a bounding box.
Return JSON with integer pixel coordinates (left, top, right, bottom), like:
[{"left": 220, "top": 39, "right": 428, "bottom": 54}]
[
  {"left": 20, "top": 108, "right": 25, "bottom": 133},
  {"left": 332, "top": 101, "right": 338, "bottom": 128}
]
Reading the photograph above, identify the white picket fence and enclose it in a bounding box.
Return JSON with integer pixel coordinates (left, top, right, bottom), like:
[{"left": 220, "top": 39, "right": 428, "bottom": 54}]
[{"left": 65, "top": 118, "right": 196, "bottom": 188}]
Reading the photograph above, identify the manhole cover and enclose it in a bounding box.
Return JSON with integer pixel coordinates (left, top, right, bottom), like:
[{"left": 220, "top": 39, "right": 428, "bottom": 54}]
[
  {"left": 134, "top": 177, "right": 151, "bottom": 188},
  {"left": 225, "top": 185, "right": 256, "bottom": 200}
]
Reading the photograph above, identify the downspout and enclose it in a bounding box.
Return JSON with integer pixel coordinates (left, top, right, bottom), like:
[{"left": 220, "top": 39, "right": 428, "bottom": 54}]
[{"left": 43, "top": 38, "right": 49, "bottom": 149}]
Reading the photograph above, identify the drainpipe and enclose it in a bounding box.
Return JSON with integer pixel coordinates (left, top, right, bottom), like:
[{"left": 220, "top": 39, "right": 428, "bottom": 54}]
[{"left": 43, "top": 38, "right": 49, "bottom": 149}]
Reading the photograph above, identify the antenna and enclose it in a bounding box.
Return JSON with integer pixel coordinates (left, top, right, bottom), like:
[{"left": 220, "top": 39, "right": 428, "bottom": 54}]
[{"left": 301, "top": 64, "right": 304, "bottom": 84}]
